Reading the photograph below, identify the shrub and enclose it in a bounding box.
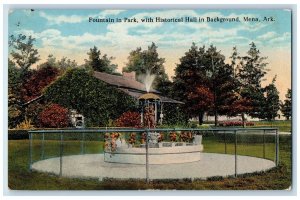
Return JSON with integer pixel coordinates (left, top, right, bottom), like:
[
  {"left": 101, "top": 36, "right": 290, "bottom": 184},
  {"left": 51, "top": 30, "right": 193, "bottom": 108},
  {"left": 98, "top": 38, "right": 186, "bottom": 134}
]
[
  {"left": 115, "top": 111, "right": 141, "bottom": 128},
  {"left": 15, "top": 118, "right": 34, "bottom": 129},
  {"left": 24, "top": 102, "right": 46, "bottom": 128},
  {"left": 8, "top": 129, "right": 29, "bottom": 140},
  {"left": 38, "top": 104, "right": 69, "bottom": 128}
]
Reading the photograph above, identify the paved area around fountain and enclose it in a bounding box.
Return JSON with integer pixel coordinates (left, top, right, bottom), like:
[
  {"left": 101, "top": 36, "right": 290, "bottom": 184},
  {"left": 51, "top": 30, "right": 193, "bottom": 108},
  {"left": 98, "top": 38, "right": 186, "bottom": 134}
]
[{"left": 31, "top": 153, "right": 275, "bottom": 180}]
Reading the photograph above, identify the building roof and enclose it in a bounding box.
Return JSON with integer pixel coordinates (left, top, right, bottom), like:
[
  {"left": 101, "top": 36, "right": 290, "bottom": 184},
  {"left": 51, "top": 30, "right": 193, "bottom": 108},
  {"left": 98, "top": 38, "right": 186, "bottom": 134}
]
[
  {"left": 119, "top": 88, "right": 184, "bottom": 104},
  {"left": 93, "top": 71, "right": 183, "bottom": 104},
  {"left": 93, "top": 71, "right": 158, "bottom": 93},
  {"left": 24, "top": 71, "right": 184, "bottom": 106},
  {"left": 138, "top": 93, "right": 160, "bottom": 100}
]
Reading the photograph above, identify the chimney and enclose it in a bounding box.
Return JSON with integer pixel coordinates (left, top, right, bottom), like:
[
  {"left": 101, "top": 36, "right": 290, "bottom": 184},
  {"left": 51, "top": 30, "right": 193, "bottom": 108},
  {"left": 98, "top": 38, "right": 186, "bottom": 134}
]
[{"left": 122, "top": 71, "right": 136, "bottom": 80}]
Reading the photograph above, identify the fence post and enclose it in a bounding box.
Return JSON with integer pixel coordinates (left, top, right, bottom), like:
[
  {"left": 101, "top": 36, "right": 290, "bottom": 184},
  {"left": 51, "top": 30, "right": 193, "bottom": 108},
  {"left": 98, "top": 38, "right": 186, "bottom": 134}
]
[
  {"left": 146, "top": 129, "right": 150, "bottom": 183},
  {"left": 41, "top": 131, "right": 45, "bottom": 160},
  {"left": 275, "top": 129, "right": 279, "bottom": 166},
  {"left": 224, "top": 131, "right": 227, "bottom": 154},
  {"left": 81, "top": 132, "right": 85, "bottom": 154},
  {"left": 234, "top": 129, "right": 237, "bottom": 177},
  {"left": 60, "top": 131, "right": 64, "bottom": 176},
  {"left": 263, "top": 129, "right": 266, "bottom": 159},
  {"left": 29, "top": 132, "right": 32, "bottom": 171}
]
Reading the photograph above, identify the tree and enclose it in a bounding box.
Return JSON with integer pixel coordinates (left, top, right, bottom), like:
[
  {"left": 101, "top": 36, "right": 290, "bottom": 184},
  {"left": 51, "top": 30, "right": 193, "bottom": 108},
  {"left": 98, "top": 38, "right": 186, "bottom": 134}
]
[
  {"left": 187, "top": 85, "right": 214, "bottom": 123},
  {"left": 123, "top": 42, "right": 169, "bottom": 87},
  {"left": 24, "top": 102, "right": 46, "bottom": 128},
  {"left": 8, "top": 59, "right": 24, "bottom": 128},
  {"left": 8, "top": 90, "right": 24, "bottom": 128},
  {"left": 21, "top": 65, "right": 59, "bottom": 102},
  {"left": 238, "top": 42, "right": 269, "bottom": 119},
  {"left": 205, "top": 45, "right": 238, "bottom": 126},
  {"left": 263, "top": 76, "right": 280, "bottom": 121},
  {"left": 214, "top": 64, "right": 239, "bottom": 116},
  {"left": 173, "top": 43, "right": 211, "bottom": 125},
  {"left": 230, "top": 46, "right": 240, "bottom": 78},
  {"left": 38, "top": 55, "right": 78, "bottom": 74},
  {"left": 8, "top": 59, "right": 21, "bottom": 92},
  {"left": 9, "top": 34, "right": 40, "bottom": 74},
  {"left": 45, "top": 54, "right": 57, "bottom": 67},
  {"left": 57, "top": 56, "right": 78, "bottom": 72},
  {"left": 281, "top": 89, "right": 292, "bottom": 120},
  {"left": 231, "top": 96, "right": 253, "bottom": 127},
  {"left": 84, "top": 46, "right": 117, "bottom": 74},
  {"left": 38, "top": 104, "right": 69, "bottom": 128},
  {"left": 228, "top": 47, "right": 253, "bottom": 126},
  {"left": 8, "top": 34, "right": 41, "bottom": 128},
  {"left": 43, "top": 68, "right": 137, "bottom": 127},
  {"left": 155, "top": 78, "right": 173, "bottom": 97}
]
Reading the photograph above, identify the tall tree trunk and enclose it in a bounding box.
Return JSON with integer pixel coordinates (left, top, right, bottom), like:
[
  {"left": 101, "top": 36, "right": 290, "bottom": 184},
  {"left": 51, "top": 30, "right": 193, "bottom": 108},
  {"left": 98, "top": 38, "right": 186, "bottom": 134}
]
[
  {"left": 198, "top": 112, "right": 204, "bottom": 125},
  {"left": 214, "top": 111, "right": 218, "bottom": 126},
  {"left": 242, "top": 113, "right": 245, "bottom": 128}
]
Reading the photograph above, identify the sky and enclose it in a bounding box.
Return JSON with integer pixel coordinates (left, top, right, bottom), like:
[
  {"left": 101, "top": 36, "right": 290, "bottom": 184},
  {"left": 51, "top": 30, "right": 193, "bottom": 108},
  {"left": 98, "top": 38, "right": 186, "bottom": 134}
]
[{"left": 8, "top": 9, "right": 292, "bottom": 100}]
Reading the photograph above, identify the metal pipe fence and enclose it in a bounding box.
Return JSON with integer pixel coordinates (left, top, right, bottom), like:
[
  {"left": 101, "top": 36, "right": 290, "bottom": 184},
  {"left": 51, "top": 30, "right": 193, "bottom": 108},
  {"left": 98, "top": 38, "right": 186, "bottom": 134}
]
[{"left": 28, "top": 127, "right": 279, "bottom": 182}]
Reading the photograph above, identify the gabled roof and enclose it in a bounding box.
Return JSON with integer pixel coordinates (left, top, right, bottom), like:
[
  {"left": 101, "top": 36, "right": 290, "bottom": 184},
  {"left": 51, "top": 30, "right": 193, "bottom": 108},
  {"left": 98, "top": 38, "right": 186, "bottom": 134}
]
[
  {"left": 119, "top": 88, "right": 184, "bottom": 104},
  {"left": 93, "top": 71, "right": 184, "bottom": 104},
  {"left": 93, "top": 71, "right": 159, "bottom": 93},
  {"left": 24, "top": 71, "right": 184, "bottom": 106}
]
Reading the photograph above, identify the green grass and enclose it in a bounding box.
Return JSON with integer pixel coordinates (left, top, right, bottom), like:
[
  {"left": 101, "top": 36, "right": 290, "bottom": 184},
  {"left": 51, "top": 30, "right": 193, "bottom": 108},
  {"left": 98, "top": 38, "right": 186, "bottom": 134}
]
[
  {"left": 8, "top": 135, "right": 292, "bottom": 190},
  {"left": 253, "top": 120, "right": 291, "bottom": 132},
  {"left": 203, "top": 139, "right": 275, "bottom": 161},
  {"left": 187, "top": 120, "right": 291, "bottom": 132}
]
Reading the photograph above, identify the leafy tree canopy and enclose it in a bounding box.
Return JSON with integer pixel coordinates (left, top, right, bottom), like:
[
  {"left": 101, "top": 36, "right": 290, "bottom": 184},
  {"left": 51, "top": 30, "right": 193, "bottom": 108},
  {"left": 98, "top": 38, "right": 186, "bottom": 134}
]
[
  {"left": 281, "top": 89, "right": 292, "bottom": 120},
  {"left": 237, "top": 42, "right": 269, "bottom": 119},
  {"left": 9, "top": 34, "right": 40, "bottom": 73},
  {"left": 84, "top": 46, "right": 117, "bottom": 74},
  {"left": 21, "top": 65, "right": 59, "bottom": 102},
  {"left": 38, "top": 54, "right": 78, "bottom": 73},
  {"left": 263, "top": 76, "right": 280, "bottom": 120},
  {"left": 123, "top": 42, "right": 169, "bottom": 87},
  {"left": 173, "top": 43, "right": 238, "bottom": 125}
]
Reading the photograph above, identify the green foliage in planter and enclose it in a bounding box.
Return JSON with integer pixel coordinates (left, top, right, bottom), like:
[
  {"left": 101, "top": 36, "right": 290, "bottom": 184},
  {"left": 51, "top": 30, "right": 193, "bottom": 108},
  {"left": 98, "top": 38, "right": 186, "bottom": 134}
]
[{"left": 43, "top": 68, "right": 137, "bottom": 127}]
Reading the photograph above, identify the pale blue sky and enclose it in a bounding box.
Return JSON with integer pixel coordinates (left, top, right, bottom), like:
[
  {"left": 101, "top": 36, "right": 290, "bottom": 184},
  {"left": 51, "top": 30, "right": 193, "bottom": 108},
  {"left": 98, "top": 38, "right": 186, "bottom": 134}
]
[
  {"left": 8, "top": 9, "right": 292, "bottom": 99},
  {"left": 9, "top": 9, "right": 291, "bottom": 49}
]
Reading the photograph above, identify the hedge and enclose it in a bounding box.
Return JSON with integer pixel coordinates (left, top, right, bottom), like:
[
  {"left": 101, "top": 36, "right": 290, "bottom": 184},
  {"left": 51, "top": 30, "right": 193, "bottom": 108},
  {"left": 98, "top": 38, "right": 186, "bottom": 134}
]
[{"left": 8, "top": 129, "right": 29, "bottom": 140}]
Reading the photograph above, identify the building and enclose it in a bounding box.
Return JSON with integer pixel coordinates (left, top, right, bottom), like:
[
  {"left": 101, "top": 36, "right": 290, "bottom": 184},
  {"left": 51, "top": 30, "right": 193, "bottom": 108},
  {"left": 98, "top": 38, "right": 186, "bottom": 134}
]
[
  {"left": 93, "top": 71, "right": 183, "bottom": 104},
  {"left": 93, "top": 71, "right": 183, "bottom": 125}
]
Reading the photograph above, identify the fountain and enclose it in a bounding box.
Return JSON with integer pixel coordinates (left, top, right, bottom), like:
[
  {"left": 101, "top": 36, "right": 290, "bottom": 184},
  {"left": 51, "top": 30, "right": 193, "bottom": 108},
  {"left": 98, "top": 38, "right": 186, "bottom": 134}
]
[
  {"left": 104, "top": 72, "right": 203, "bottom": 164},
  {"left": 29, "top": 72, "right": 277, "bottom": 181}
]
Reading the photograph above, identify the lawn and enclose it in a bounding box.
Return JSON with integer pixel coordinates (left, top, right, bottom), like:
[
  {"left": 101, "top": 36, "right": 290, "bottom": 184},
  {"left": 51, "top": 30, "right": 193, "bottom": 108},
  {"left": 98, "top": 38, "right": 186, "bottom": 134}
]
[
  {"left": 8, "top": 134, "right": 292, "bottom": 190},
  {"left": 189, "top": 120, "right": 291, "bottom": 132},
  {"left": 252, "top": 120, "right": 291, "bottom": 132}
]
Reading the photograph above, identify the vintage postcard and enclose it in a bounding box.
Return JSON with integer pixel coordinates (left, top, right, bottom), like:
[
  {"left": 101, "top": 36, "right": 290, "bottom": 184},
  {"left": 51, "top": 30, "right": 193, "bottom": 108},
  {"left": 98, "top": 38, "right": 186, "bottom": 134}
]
[{"left": 7, "top": 7, "right": 292, "bottom": 191}]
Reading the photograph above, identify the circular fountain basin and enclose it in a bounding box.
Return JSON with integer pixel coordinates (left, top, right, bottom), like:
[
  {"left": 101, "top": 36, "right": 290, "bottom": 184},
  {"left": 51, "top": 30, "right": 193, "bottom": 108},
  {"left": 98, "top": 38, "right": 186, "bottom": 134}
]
[
  {"left": 31, "top": 153, "right": 276, "bottom": 180},
  {"left": 104, "top": 142, "right": 203, "bottom": 164}
]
